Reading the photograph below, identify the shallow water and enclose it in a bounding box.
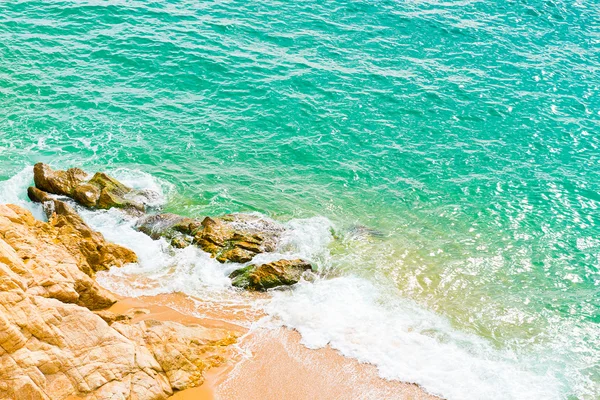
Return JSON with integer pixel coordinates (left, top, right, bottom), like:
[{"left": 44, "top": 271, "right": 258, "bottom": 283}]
[{"left": 1, "top": 1, "right": 599, "bottom": 399}]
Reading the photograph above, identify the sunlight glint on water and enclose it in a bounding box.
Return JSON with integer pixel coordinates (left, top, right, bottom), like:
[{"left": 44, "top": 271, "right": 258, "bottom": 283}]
[{"left": 1, "top": 0, "right": 599, "bottom": 398}]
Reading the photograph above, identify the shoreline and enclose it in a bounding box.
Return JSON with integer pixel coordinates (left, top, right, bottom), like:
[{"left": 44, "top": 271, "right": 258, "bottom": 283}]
[
  {"left": 107, "top": 293, "right": 440, "bottom": 400},
  {"left": 0, "top": 164, "right": 441, "bottom": 399}
]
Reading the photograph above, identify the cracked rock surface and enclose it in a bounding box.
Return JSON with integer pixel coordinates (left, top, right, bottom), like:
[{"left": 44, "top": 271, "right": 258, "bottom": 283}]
[{"left": 0, "top": 204, "right": 236, "bottom": 400}]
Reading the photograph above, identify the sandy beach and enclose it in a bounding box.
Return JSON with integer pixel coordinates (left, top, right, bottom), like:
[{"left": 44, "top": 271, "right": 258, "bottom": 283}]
[{"left": 108, "top": 293, "right": 439, "bottom": 400}]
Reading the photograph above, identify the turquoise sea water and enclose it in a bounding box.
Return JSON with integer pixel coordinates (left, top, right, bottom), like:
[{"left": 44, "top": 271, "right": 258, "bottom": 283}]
[{"left": 1, "top": 1, "right": 599, "bottom": 399}]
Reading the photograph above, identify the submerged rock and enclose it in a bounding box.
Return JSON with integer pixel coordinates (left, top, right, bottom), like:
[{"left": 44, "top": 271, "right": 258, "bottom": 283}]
[
  {"left": 33, "top": 163, "right": 156, "bottom": 211},
  {"left": 347, "top": 224, "right": 386, "bottom": 240},
  {"left": 229, "top": 259, "right": 313, "bottom": 291},
  {"left": 0, "top": 203, "right": 237, "bottom": 399}
]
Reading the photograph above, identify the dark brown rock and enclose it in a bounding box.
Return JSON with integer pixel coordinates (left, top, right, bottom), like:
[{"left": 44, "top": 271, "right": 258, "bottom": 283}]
[
  {"left": 229, "top": 259, "right": 313, "bottom": 291},
  {"left": 27, "top": 186, "right": 54, "bottom": 203},
  {"left": 193, "top": 214, "right": 283, "bottom": 263}
]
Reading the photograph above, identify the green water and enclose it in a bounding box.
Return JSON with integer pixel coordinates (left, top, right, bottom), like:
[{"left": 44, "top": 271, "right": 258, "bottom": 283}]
[{"left": 1, "top": 1, "right": 599, "bottom": 398}]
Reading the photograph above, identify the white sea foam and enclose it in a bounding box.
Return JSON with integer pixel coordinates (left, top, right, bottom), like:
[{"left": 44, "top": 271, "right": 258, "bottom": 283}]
[
  {"left": 0, "top": 166, "right": 45, "bottom": 220},
  {"left": 88, "top": 211, "right": 336, "bottom": 301},
  {"left": 83, "top": 207, "right": 234, "bottom": 296},
  {"left": 107, "top": 167, "right": 175, "bottom": 208},
  {"left": 85, "top": 200, "right": 563, "bottom": 400},
  {"left": 263, "top": 277, "right": 563, "bottom": 400}
]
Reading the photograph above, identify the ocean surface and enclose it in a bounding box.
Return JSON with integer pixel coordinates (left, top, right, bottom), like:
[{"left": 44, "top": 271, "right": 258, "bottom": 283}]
[{"left": 1, "top": 1, "right": 599, "bottom": 399}]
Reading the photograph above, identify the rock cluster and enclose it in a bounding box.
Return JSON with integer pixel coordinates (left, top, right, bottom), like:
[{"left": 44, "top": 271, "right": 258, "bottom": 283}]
[
  {"left": 0, "top": 163, "right": 331, "bottom": 399},
  {"left": 135, "top": 213, "right": 283, "bottom": 263},
  {"left": 135, "top": 213, "right": 313, "bottom": 289},
  {"left": 0, "top": 203, "right": 236, "bottom": 399},
  {"left": 30, "top": 163, "right": 314, "bottom": 291}
]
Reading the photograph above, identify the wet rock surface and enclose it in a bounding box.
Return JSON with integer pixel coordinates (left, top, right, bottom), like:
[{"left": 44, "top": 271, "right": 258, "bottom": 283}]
[
  {"left": 32, "top": 163, "right": 157, "bottom": 212},
  {"left": 135, "top": 212, "right": 284, "bottom": 263},
  {"left": 32, "top": 163, "right": 319, "bottom": 293},
  {"left": 193, "top": 214, "right": 283, "bottom": 263},
  {"left": 135, "top": 213, "right": 203, "bottom": 249},
  {"left": 229, "top": 259, "right": 313, "bottom": 291}
]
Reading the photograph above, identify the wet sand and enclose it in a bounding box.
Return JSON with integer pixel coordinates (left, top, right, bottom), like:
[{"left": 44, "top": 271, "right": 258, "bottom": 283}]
[
  {"left": 209, "top": 328, "right": 440, "bottom": 400},
  {"left": 108, "top": 293, "right": 439, "bottom": 400}
]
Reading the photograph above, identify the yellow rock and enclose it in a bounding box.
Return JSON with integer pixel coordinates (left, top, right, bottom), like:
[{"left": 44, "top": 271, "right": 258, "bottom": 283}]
[{"left": 0, "top": 204, "right": 237, "bottom": 400}]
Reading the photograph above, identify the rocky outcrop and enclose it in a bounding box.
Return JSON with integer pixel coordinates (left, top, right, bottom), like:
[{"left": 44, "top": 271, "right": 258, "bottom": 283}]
[
  {"left": 31, "top": 164, "right": 288, "bottom": 264},
  {"left": 229, "top": 259, "right": 313, "bottom": 291},
  {"left": 0, "top": 204, "right": 237, "bottom": 399},
  {"left": 0, "top": 202, "right": 132, "bottom": 310},
  {"left": 32, "top": 163, "right": 156, "bottom": 212},
  {"left": 32, "top": 163, "right": 315, "bottom": 292},
  {"left": 27, "top": 194, "right": 137, "bottom": 279},
  {"left": 135, "top": 213, "right": 283, "bottom": 263},
  {"left": 113, "top": 320, "right": 235, "bottom": 391}
]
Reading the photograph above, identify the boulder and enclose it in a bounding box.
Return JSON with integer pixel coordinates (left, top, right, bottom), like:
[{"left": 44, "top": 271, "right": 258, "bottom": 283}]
[
  {"left": 0, "top": 204, "right": 237, "bottom": 400},
  {"left": 229, "top": 259, "right": 313, "bottom": 291},
  {"left": 193, "top": 214, "right": 283, "bottom": 263},
  {"left": 32, "top": 163, "right": 155, "bottom": 212},
  {"left": 32, "top": 163, "right": 87, "bottom": 197}
]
